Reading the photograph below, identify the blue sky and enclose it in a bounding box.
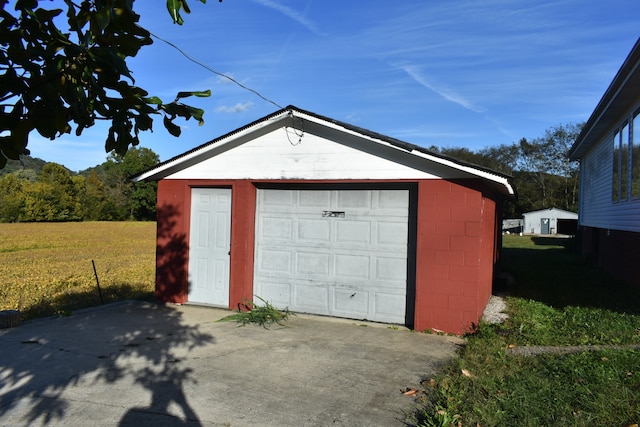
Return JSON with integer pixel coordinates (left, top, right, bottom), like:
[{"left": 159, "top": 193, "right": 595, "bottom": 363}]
[{"left": 29, "top": 0, "right": 640, "bottom": 171}]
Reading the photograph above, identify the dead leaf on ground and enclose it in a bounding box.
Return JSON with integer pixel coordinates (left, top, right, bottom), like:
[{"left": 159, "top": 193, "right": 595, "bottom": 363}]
[
  {"left": 461, "top": 369, "right": 475, "bottom": 378},
  {"left": 401, "top": 387, "right": 417, "bottom": 396}
]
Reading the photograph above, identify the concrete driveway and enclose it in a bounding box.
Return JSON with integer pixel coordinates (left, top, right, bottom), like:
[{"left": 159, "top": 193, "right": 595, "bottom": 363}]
[{"left": 0, "top": 301, "right": 464, "bottom": 426}]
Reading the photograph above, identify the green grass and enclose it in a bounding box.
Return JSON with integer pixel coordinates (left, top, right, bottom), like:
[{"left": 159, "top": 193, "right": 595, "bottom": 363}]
[{"left": 415, "top": 235, "right": 640, "bottom": 427}]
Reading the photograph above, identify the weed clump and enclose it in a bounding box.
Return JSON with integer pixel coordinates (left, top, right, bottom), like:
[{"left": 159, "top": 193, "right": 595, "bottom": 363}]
[{"left": 218, "top": 296, "right": 293, "bottom": 328}]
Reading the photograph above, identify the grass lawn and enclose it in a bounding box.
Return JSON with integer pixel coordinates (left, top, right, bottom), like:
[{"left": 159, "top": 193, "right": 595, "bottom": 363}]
[
  {"left": 415, "top": 234, "right": 640, "bottom": 427},
  {"left": 0, "top": 222, "right": 156, "bottom": 320}
]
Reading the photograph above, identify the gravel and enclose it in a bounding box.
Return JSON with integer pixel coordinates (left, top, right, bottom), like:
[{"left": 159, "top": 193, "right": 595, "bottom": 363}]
[{"left": 482, "top": 295, "right": 509, "bottom": 324}]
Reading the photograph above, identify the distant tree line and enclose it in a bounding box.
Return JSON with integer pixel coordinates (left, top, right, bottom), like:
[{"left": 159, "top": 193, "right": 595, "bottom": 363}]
[
  {"left": 431, "top": 123, "right": 582, "bottom": 218},
  {"left": 0, "top": 147, "right": 158, "bottom": 222},
  {"left": 0, "top": 123, "right": 581, "bottom": 223}
]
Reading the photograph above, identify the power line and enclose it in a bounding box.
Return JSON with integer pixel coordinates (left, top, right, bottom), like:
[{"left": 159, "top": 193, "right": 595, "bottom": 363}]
[{"left": 149, "top": 31, "right": 284, "bottom": 110}]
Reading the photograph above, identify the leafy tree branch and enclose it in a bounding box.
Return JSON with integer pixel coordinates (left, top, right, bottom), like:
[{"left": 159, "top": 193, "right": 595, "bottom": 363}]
[{"left": 0, "top": 0, "right": 214, "bottom": 168}]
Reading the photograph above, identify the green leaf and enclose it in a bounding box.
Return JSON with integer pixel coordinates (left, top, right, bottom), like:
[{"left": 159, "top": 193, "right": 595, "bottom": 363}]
[
  {"left": 166, "top": 0, "right": 185, "bottom": 25},
  {"left": 163, "top": 116, "right": 182, "bottom": 137},
  {"left": 187, "top": 106, "right": 205, "bottom": 125},
  {"left": 142, "top": 96, "right": 163, "bottom": 105},
  {"left": 176, "top": 89, "right": 211, "bottom": 99},
  {"left": 95, "top": 6, "right": 111, "bottom": 31},
  {"left": 135, "top": 114, "right": 153, "bottom": 132}
]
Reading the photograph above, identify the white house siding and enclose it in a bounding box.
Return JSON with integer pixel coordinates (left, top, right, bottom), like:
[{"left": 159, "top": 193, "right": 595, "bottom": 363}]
[{"left": 580, "top": 133, "right": 640, "bottom": 233}]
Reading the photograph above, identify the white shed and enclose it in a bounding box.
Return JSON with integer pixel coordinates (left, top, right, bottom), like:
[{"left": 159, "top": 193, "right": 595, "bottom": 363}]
[{"left": 522, "top": 208, "right": 578, "bottom": 235}]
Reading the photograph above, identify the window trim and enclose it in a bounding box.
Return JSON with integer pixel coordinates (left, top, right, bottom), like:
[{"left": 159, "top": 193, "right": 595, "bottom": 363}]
[{"left": 611, "top": 108, "right": 640, "bottom": 203}]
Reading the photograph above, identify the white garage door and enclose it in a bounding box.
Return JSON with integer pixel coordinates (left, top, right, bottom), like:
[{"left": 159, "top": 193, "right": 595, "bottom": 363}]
[{"left": 254, "top": 188, "right": 409, "bottom": 324}]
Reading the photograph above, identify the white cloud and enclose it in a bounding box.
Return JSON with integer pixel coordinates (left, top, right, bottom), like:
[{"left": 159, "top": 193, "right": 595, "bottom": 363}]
[
  {"left": 252, "top": 0, "right": 323, "bottom": 36},
  {"left": 216, "top": 73, "right": 236, "bottom": 85},
  {"left": 215, "top": 102, "right": 255, "bottom": 113},
  {"left": 398, "top": 64, "right": 485, "bottom": 114},
  {"left": 345, "top": 112, "right": 361, "bottom": 123}
]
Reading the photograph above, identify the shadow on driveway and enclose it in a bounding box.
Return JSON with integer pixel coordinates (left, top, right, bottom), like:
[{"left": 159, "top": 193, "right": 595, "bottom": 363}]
[{"left": 0, "top": 301, "right": 463, "bottom": 426}]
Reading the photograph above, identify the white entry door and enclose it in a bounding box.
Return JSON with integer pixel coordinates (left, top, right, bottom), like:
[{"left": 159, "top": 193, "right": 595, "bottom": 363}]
[{"left": 188, "top": 188, "right": 232, "bottom": 306}]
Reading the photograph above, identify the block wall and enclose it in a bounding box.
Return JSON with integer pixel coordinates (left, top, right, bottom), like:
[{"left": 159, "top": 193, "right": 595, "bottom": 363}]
[{"left": 413, "top": 179, "right": 496, "bottom": 334}]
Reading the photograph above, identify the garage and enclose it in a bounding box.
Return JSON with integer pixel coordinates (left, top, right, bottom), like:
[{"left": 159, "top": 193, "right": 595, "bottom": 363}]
[
  {"left": 132, "top": 105, "right": 515, "bottom": 334},
  {"left": 254, "top": 188, "right": 411, "bottom": 323}
]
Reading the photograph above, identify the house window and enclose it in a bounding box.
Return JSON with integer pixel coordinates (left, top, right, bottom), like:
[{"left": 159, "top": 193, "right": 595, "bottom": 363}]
[
  {"left": 621, "top": 122, "right": 630, "bottom": 200},
  {"left": 612, "top": 110, "right": 640, "bottom": 202},
  {"left": 613, "top": 130, "right": 620, "bottom": 202},
  {"left": 633, "top": 110, "right": 640, "bottom": 198}
]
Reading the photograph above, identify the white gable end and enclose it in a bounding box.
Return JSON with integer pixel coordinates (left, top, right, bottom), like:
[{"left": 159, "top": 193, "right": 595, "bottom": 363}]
[
  {"left": 167, "top": 125, "right": 462, "bottom": 181},
  {"left": 133, "top": 106, "right": 514, "bottom": 196}
]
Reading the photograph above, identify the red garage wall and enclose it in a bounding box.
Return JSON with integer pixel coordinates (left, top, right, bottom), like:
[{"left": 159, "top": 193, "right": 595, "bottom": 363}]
[
  {"left": 413, "top": 180, "right": 496, "bottom": 334},
  {"left": 155, "top": 179, "right": 255, "bottom": 307},
  {"left": 155, "top": 178, "right": 500, "bottom": 335}
]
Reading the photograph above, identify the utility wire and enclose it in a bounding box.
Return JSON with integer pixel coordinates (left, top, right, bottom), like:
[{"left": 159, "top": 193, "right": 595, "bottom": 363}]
[{"left": 149, "top": 31, "right": 284, "bottom": 110}]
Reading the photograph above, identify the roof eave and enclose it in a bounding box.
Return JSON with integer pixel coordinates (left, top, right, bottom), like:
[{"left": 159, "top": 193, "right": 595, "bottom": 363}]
[{"left": 568, "top": 38, "right": 640, "bottom": 160}]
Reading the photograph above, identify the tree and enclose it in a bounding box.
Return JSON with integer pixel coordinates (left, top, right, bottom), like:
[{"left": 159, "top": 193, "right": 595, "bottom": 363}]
[
  {"left": 477, "top": 143, "right": 520, "bottom": 176},
  {"left": 428, "top": 123, "right": 582, "bottom": 218},
  {"left": 22, "top": 162, "right": 81, "bottom": 221},
  {"left": 76, "top": 171, "right": 111, "bottom": 220},
  {"left": 103, "top": 147, "right": 159, "bottom": 220},
  {"left": 539, "top": 123, "right": 582, "bottom": 211},
  {"left": 0, "top": 0, "right": 213, "bottom": 168},
  {"left": 0, "top": 173, "right": 25, "bottom": 221},
  {"left": 516, "top": 123, "right": 582, "bottom": 211}
]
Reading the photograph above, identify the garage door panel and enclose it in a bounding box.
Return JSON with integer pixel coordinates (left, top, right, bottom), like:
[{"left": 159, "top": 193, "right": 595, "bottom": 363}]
[
  {"left": 262, "top": 189, "right": 294, "bottom": 207},
  {"left": 376, "top": 221, "right": 408, "bottom": 246},
  {"left": 298, "top": 219, "right": 331, "bottom": 241},
  {"left": 260, "top": 217, "right": 293, "bottom": 239},
  {"left": 336, "top": 220, "right": 371, "bottom": 244},
  {"left": 378, "top": 189, "right": 410, "bottom": 209},
  {"left": 333, "top": 289, "right": 369, "bottom": 317},
  {"left": 336, "top": 190, "right": 372, "bottom": 208},
  {"left": 255, "top": 188, "right": 409, "bottom": 324},
  {"left": 374, "top": 293, "right": 406, "bottom": 323},
  {"left": 375, "top": 256, "right": 407, "bottom": 281},
  {"left": 296, "top": 251, "right": 330, "bottom": 275},
  {"left": 299, "top": 190, "right": 331, "bottom": 207},
  {"left": 294, "top": 284, "right": 330, "bottom": 312},
  {"left": 258, "top": 249, "right": 293, "bottom": 273},
  {"left": 256, "top": 280, "right": 291, "bottom": 307},
  {"left": 335, "top": 253, "right": 370, "bottom": 279}
]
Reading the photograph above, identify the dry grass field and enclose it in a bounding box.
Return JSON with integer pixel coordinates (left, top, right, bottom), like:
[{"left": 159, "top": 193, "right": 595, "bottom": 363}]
[{"left": 0, "top": 222, "right": 156, "bottom": 320}]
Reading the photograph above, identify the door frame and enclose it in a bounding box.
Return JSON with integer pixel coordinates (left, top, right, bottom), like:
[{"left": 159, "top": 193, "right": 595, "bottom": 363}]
[{"left": 187, "top": 187, "right": 232, "bottom": 306}]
